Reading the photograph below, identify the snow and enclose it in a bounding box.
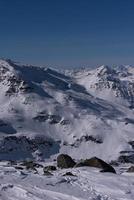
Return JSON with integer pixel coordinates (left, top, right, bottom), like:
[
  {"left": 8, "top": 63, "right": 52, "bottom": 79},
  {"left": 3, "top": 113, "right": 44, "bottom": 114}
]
[
  {"left": 0, "top": 161, "right": 133, "bottom": 200},
  {"left": 0, "top": 60, "right": 134, "bottom": 199},
  {"left": 0, "top": 60, "right": 133, "bottom": 162}
]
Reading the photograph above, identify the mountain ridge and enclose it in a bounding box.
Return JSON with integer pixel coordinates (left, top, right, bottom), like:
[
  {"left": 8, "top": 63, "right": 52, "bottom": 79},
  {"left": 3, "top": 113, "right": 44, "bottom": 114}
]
[{"left": 0, "top": 59, "right": 133, "bottom": 163}]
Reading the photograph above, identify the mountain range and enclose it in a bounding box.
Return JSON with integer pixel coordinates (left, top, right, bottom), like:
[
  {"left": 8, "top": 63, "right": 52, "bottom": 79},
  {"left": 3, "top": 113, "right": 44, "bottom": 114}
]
[{"left": 0, "top": 59, "right": 134, "bottom": 163}]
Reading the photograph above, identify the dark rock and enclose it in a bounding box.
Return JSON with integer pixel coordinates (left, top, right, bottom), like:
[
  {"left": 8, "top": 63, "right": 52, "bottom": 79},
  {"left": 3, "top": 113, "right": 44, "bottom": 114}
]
[
  {"left": 125, "top": 118, "right": 134, "bottom": 125},
  {"left": 5, "top": 75, "right": 32, "bottom": 96},
  {"left": 33, "top": 114, "right": 49, "bottom": 122},
  {"left": 21, "top": 161, "right": 43, "bottom": 170},
  {"left": 129, "top": 141, "right": 134, "bottom": 149},
  {"left": 0, "top": 120, "right": 17, "bottom": 134},
  {"left": 49, "top": 115, "right": 61, "bottom": 124},
  {"left": 60, "top": 119, "right": 70, "bottom": 125},
  {"left": 127, "top": 166, "right": 134, "bottom": 172},
  {"left": 15, "top": 166, "right": 24, "bottom": 170},
  {"left": 57, "top": 154, "right": 76, "bottom": 169},
  {"left": 33, "top": 114, "right": 61, "bottom": 124},
  {"left": 63, "top": 172, "right": 76, "bottom": 176},
  {"left": 100, "top": 168, "right": 115, "bottom": 173},
  {"left": 44, "top": 165, "right": 56, "bottom": 171},
  {"left": 8, "top": 160, "right": 17, "bottom": 166},
  {"left": 109, "top": 160, "right": 119, "bottom": 166},
  {"left": 75, "top": 157, "right": 116, "bottom": 174},
  {"left": 0, "top": 135, "right": 54, "bottom": 160},
  {"left": 43, "top": 170, "right": 53, "bottom": 176},
  {"left": 74, "top": 162, "right": 86, "bottom": 168},
  {"left": 63, "top": 141, "right": 68, "bottom": 146},
  {"left": 79, "top": 135, "right": 103, "bottom": 144},
  {"left": 118, "top": 155, "right": 134, "bottom": 164},
  {"left": 72, "top": 135, "right": 103, "bottom": 147},
  {"left": 120, "top": 150, "right": 134, "bottom": 154}
]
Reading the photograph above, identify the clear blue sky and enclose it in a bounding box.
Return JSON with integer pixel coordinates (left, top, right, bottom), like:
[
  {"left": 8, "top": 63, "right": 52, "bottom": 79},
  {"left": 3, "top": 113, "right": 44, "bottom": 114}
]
[{"left": 0, "top": 0, "right": 134, "bottom": 67}]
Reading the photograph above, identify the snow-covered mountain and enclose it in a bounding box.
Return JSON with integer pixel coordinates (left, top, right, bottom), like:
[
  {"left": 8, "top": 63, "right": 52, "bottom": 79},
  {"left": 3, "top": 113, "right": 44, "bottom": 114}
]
[
  {"left": 0, "top": 59, "right": 134, "bottom": 163},
  {"left": 74, "top": 65, "right": 134, "bottom": 107}
]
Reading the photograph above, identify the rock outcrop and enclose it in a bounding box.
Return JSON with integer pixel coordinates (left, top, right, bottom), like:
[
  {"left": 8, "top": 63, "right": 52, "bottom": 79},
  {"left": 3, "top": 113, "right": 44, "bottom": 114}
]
[
  {"left": 57, "top": 154, "right": 76, "bottom": 169},
  {"left": 75, "top": 157, "right": 116, "bottom": 173}
]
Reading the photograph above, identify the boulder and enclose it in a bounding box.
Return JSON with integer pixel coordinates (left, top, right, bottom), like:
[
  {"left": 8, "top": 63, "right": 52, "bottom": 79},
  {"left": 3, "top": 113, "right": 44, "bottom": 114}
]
[
  {"left": 44, "top": 165, "right": 56, "bottom": 171},
  {"left": 15, "top": 166, "right": 24, "bottom": 170},
  {"left": 63, "top": 172, "right": 76, "bottom": 176},
  {"left": 57, "top": 154, "right": 76, "bottom": 169},
  {"left": 127, "top": 166, "right": 134, "bottom": 172},
  {"left": 75, "top": 157, "right": 116, "bottom": 174}
]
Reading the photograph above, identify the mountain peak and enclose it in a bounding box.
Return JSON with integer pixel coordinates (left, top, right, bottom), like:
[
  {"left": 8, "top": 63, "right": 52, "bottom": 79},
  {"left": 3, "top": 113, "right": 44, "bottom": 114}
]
[{"left": 96, "top": 65, "right": 116, "bottom": 77}]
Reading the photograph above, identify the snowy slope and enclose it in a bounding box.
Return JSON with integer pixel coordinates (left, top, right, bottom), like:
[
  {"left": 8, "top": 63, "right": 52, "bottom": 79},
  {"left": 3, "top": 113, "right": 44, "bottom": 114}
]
[
  {"left": 0, "top": 161, "right": 134, "bottom": 200},
  {"left": 0, "top": 59, "right": 134, "bottom": 163},
  {"left": 74, "top": 65, "right": 134, "bottom": 107}
]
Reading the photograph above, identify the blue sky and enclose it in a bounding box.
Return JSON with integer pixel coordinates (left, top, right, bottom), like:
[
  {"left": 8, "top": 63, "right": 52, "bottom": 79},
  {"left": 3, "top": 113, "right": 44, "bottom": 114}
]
[{"left": 0, "top": 0, "right": 134, "bottom": 67}]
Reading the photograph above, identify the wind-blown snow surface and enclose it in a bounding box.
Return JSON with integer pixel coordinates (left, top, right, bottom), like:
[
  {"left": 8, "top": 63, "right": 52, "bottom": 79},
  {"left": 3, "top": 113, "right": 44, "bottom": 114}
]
[
  {"left": 0, "top": 60, "right": 134, "bottom": 162},
  {"left": 0, "top": 161, "right": 134, "bottom": 200}
]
